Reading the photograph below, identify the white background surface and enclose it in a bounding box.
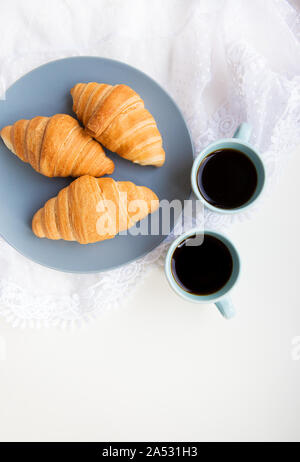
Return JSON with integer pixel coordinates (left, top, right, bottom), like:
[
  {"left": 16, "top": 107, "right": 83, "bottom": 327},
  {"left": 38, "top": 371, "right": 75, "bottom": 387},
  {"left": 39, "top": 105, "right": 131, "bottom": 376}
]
[{"left": 0, "top": 144, "right": 300, "bottom": 442}]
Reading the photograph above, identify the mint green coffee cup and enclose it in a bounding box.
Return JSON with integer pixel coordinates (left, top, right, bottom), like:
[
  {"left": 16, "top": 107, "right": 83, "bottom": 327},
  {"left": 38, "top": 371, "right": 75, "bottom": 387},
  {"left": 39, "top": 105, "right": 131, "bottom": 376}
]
[
  {"left": 191, "top": 123, "right": 265, "bottom": 213},
  {"left": 165, "top": 230, "right": 240, "bottom": 319}
]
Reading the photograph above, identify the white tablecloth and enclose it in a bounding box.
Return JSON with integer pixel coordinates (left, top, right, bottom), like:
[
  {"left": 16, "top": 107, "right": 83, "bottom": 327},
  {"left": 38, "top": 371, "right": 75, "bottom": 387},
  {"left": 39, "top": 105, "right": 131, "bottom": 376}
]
[{"left": 0, "top": 0, "right": 299, "bottom": 328}]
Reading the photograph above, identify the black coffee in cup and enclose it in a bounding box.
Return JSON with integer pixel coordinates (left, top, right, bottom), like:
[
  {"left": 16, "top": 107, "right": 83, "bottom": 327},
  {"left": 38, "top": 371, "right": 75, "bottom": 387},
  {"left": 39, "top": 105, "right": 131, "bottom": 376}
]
[
  {"left": 197, "top": 148, "right": 258, "bottom": 209},
  {"left": 171, "top": 234, "right": 233, "bottom": 296}
]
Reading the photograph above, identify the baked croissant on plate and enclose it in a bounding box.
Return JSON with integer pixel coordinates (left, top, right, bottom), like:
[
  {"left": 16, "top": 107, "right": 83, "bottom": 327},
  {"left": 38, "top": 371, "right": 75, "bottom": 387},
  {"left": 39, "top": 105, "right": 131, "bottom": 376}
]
[
  {"left": 71, "top": 83, "right": 165, "bottom": 167},
  {"left": 32, "top": 175, "right": 159, "bottom": 244},
  {"left": 0, "top": 114, "right": 114, "bottom": 178}
]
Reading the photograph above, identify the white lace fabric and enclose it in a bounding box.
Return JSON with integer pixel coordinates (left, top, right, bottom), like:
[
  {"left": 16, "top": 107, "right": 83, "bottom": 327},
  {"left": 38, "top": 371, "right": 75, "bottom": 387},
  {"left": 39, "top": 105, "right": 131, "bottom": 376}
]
[{"left": 0, "top": 0, "right": 299, "bottom": 328}]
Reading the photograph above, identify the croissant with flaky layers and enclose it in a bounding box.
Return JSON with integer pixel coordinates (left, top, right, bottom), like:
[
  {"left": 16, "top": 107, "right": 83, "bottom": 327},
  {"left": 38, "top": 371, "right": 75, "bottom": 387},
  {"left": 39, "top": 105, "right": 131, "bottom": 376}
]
[
  {"left": 71, "top": 83, "right": 165, "bottom": 167},
  {"left": 32, "top": 175, "right": 159, "bottom": 244},
  {"left": 0, "top": 114, "right": 114, "bottom": 178}
]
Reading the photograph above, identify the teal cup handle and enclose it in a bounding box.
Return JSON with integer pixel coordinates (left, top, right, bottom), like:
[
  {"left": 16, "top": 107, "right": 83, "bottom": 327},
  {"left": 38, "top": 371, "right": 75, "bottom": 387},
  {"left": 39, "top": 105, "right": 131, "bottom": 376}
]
[
  {"left": 233, "top": 123, "right": 252, "bottom": 143},
  {"left": 215, "top": 296, "right": 236, "bottom": 320}
]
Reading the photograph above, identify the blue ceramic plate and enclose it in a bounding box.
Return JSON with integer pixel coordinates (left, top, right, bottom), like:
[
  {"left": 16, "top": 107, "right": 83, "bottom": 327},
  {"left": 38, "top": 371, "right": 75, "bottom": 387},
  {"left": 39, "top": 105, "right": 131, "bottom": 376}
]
[{"left": 0, "top": 57, "right": 194, "bottom": 273}]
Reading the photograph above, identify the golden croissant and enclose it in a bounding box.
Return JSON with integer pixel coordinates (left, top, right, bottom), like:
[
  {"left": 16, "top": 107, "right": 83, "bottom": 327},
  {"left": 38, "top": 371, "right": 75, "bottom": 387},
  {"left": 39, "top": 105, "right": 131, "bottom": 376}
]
[
  {"left": 0, "top": 114, "right": 114, "bottom": 178},
  {"left": 32, "top": 175, "right": 159, "bottom": 244},
  {"left": 71, "top": 83, "right": 165, "bottom": 167}
]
